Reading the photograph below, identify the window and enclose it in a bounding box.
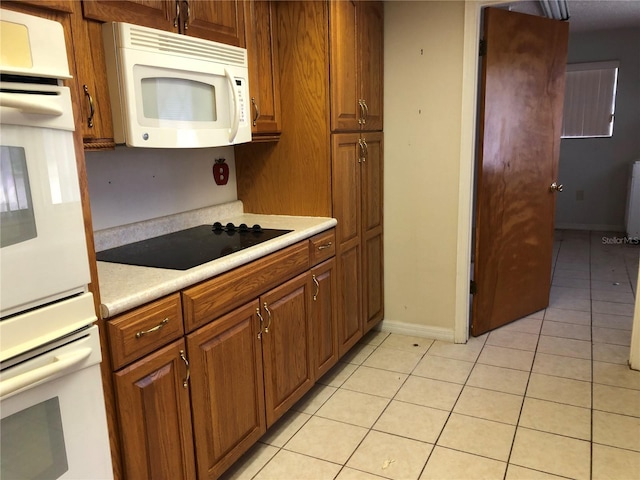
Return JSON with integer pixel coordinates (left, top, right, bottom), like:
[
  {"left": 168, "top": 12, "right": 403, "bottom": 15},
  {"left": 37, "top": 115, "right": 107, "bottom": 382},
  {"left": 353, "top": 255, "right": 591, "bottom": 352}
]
[{"left": 561, "top": 61, "right": 619, "bottom": 138}]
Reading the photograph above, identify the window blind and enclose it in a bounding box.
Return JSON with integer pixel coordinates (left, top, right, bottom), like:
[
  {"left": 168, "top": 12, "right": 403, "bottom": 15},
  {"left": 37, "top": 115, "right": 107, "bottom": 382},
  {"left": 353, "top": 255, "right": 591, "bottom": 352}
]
[{"left": 561, "top": 61, "right": 619, "bottom": 139}]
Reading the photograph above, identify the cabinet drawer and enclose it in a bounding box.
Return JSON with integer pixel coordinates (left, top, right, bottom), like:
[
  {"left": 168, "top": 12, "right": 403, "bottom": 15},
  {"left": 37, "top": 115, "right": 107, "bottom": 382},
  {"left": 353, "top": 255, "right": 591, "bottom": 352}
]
[
  {"left": 309, "top": 229, "right": 336, "bottom": 266},
  {"left": 108, "top": 293, "right": 184, "bottom": 369},
  {"left": 182, "top": 241, "right": 310, "bottom": 332}
]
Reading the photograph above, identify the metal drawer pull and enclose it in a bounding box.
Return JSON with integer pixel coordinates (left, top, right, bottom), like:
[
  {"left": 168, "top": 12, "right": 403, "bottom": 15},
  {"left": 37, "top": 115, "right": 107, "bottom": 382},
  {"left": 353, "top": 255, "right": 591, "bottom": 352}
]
[
  {"left": 179, "top": 350, "right": 190, "bottom": 388},
  {"left": 83, "top": 85, "right": 94, "bottom": 128},
  {"left": 173, "top": 0, "right": 180, "bottom": 27},
  {"left": 312, "top": 275, "right": 320, "bottom": 301},
  {"left": 183, "top": 0, "right": 190, "bottom": 30},
  {"left": 256, "top": 307, "right": 264, "bottom": 339},
  {"left": 263, "top": 303, "right": 272, "bottom": 333},
  {"left": 317, "top": 242, "right": 332, "bottom": 251},
  {"left": 135, "top": 318, "right": 169, "bottom": 338}
]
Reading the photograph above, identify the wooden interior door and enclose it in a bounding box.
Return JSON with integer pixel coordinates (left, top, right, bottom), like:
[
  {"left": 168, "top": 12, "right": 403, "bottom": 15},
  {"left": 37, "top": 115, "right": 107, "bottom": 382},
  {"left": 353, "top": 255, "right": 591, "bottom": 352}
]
[{"left": 472, "top": 8, "right": 569, "bottom": 336}]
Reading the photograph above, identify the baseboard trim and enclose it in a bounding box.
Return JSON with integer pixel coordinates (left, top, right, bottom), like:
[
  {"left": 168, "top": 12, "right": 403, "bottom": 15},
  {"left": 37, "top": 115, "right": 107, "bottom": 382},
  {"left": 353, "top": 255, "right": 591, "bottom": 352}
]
[
  {"left": 377, "top": 319, "right": 456, "bottom": 343},
  {"left": 555, "top": 223, "right": 625, "bottom": 232}
]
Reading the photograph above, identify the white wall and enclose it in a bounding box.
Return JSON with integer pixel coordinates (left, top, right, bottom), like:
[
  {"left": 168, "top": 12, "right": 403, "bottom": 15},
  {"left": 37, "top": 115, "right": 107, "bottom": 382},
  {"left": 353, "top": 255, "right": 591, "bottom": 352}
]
[
  {"left": 383, "top": 1, "right": 467, "bottom": 340},
  {"left": 556, "top": 27, "right": 640, "bottom": 231},
  {"left": 85, "top": 147, "right": 238, "bottom": 231}
]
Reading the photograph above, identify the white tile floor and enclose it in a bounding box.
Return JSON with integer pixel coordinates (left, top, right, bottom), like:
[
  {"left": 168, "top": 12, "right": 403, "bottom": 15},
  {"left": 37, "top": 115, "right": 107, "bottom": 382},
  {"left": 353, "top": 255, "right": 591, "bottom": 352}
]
[{"left": 222, "top": 231, "right": 640, "bottom": 480}]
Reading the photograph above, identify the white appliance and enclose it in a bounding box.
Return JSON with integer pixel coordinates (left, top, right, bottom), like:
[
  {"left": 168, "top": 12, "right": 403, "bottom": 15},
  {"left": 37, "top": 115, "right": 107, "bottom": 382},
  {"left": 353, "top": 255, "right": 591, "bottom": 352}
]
[
  {"left": 626, "top": 160, "right": 640, "bottom": 239},
  {"left": 102, "top": 21, "right": 251, "bottom": 148},
  {"left": 0, "top": 9, "right": 113, "bottom": 479}
]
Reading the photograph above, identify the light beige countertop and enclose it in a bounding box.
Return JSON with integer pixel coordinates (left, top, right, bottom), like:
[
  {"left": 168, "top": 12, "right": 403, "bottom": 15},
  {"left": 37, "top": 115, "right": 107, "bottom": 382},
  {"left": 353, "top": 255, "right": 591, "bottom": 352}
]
[{"left": 95, "top": 202, "right": 336, "bottom": 318}]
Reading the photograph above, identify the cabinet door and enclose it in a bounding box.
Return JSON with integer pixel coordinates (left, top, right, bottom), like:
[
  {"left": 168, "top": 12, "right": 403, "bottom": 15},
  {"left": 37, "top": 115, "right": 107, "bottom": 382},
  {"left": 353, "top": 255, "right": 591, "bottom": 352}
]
[
  {"left": 114, "top": 339, "right": 196, "bottom": 480},
  {"left": 310, "top": 258, "right": 338, "bottom": 379},
  {"left": 361, "top": 132, "right": 384, "bottom": 331},
  {"left": 187, "top": 301, "right": 266, "bottom": 480},
  {"left": 185, "top": 0, "right": 245, "bottom": 46},
  {"left": 244, "top": 0, "right": 281, "bottom": 136},
  {"left": 332, "top": 133, "right": 363, "bottom": 354},
  {"left": 329, "top": 0, "right": 359, "bottom": 132},
  {"left": 359, "top": 1, "right": 383, "bottom": 131},
  {"left": 261, "top": 273, "right": 313, "bottom": 427},
  {"left": 81, "top": 0, "right": 174, "bottom": 31},
  {"left": 72, "top": 15, "right": 115, "bottom": 149}
]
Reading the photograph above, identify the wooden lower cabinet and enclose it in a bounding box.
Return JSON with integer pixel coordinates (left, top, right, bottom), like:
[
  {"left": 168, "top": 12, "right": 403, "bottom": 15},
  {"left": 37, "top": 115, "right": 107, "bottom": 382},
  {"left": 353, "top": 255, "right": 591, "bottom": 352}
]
[
  {"left": 187, "top": 301, "right": 266, "bottom": 480},
  {"left": 261, "top": 272, "right": 314, "bottom": 427},
  {"left": 360, "top": 132, "right": 384, "bottom": 333},
  {"left": 114, "top": 339, "right": 196, "bottom": 480},
  {"left": 111, "top": 236, "right": 338, "bottom": 479},
  {"left": 310, "top": 258, "right": 339, "bottom": 379},
  {"left": 336, "top": 242, "right": 362, "bottom": 355},
  {"left": 186, "top": 271, "right": 314, "bottom": 478},
  {"left": 332, "top": 132, "right": 384, "bottom": 352}
]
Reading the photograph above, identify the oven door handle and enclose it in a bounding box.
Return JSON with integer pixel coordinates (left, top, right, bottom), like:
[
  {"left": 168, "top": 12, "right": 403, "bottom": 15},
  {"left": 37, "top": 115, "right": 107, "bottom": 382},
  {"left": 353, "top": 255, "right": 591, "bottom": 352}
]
[
  {"left": 0, "top": 92, "right": 64, "bottom": 116},
  {"left": 0, "top": 347, "right": 92, "bottom": 398}
]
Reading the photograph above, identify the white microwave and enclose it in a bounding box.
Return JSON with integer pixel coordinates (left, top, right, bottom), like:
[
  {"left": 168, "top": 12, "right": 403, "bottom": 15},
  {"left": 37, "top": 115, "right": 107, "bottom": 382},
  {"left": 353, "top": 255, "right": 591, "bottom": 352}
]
[{"left": 102, "top": 22, "right": 251, "bottom": 148}]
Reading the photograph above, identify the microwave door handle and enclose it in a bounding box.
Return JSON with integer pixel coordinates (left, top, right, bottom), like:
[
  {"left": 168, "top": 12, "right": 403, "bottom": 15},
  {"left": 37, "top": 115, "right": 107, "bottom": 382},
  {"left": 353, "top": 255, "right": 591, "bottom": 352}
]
[
  {"left": 0, "top": 347, "right": 92, "bottom": 398},
  {"left": 224, "top": 68, "right": 240, "bottom": 142},
  {"left": 0, "top": 92, "right": 64, "bottom": 116}
]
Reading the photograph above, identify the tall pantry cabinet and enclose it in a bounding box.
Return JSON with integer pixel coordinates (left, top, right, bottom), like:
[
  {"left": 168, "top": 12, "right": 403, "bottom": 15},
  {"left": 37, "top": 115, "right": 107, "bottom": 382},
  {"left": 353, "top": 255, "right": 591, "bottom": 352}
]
[{"left": 235, "top": 0, "right": 384, "bottom": 355}]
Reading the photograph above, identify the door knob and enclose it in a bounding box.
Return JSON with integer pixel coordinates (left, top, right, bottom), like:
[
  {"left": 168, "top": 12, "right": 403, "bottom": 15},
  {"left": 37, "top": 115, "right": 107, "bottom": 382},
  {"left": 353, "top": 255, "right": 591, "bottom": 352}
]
[{"left": 550, "top": 182, "right": 563, "bottom": 192}]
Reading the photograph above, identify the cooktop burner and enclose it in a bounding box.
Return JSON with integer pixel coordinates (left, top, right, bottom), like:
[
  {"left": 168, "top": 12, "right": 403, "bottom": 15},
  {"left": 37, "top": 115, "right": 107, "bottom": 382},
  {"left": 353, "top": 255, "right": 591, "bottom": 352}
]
[{"left": 96, "top": 223, "right": 292, "bottom": 270}]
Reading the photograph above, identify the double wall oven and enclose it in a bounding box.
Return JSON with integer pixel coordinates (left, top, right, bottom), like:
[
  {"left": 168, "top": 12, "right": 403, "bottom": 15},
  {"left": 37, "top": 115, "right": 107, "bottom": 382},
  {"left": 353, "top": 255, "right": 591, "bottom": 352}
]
[{"left": 0, "top": 9, "right": 112, "bottom": 479}]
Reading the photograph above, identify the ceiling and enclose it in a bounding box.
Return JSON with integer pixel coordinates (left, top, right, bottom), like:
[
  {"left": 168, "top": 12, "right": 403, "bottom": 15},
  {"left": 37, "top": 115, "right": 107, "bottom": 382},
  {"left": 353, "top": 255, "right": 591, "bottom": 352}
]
[{"left": 505, "top": 0, "right": 640, "bottom": 32}]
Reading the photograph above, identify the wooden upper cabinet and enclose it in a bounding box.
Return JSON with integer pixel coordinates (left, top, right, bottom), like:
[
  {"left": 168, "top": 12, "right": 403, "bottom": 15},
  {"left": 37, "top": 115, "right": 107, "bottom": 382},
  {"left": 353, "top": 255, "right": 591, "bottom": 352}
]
[
  {"left": 71, "top": 13, "right": 116, "bottom": 149},
  {"left": 6, "top": 0, "right": 73, "bottom": 12},
  {"left": 82, "top": 0, "right": 245, "bottom": 46},
  {"left": 358, "top": 2, "right": 383, "bottom": 131},
  {"left": 330, "top": 0, "right": 359, "bottom": 132},
  {"left": 81, "top": 0, "right": 172, "bottom": 30},
  {"left": 330, "top": 0, "right": 383, "bottom": 132},
  {"left": 244, "top": 0, "right": 281, "bottom": 138},
  {"left": 186, "top": 0, "right": 245, "bottom": 47}
]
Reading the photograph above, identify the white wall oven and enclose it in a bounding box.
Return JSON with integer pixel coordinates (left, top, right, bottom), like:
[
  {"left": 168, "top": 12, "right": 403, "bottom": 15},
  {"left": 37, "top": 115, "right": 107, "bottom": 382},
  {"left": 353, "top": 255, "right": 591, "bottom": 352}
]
[{"left": 0, "top": 9, "right": 112, "bottom": 479}]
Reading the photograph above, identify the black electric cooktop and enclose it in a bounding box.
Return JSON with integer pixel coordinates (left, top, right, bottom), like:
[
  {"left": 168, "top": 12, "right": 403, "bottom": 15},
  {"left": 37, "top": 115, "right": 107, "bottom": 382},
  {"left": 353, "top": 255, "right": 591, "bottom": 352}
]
[{"left": 96, "top": 223, "right": 292, "bottom": 270}]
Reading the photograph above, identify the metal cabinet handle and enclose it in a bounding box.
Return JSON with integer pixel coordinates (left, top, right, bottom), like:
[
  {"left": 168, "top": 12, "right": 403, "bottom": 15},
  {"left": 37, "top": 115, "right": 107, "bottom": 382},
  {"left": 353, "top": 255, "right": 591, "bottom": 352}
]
[
  {"left": 83, "top": 85, "right": 94, "bottom": 128},
  {"left": 312, "top": 275, "right": 320, "bottom": 301},
  {"left": 256, "top": 307, "right": 264, "bottom": 339},
  {"left": 362, "top": 99, "right": 369, "bottom": 125},
  {"left": 135, "top": 318, "right": 169, "bottom": 338},
  {"left": 358, "top": 138, "right": 364, "bottom": 163},
  {"left": 183, "top": 0, "right": 190, "bottom": 31},
  {"left": 179, "top": 350, "right": 190, "bottom": 388},
  {"left": 361, "top": 138, "right": 368, "bottom": 162},
  {"left": 550, "top": 182, "right": 564, "bottom": 192},
  {"left": 251, "top": 97, "right": 259, "bottom": 127},
  {"left": 263, "top": 302, "right": 272, "bottom": 333},
  {"left": 173, "top": 0, "right": 180, "bottom": 27},
  {"left": 358, "top": 99, "right": 365, "bottom": 125},
  {"left": 317, "top": 242, "right": 332, "bottom": 251}
]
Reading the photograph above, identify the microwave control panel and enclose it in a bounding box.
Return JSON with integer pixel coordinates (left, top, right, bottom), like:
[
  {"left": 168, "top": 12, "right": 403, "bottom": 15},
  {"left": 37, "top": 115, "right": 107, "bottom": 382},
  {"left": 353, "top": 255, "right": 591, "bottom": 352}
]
[{"left": 235, "top": 79, "right": 247, "bottom": 125}]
